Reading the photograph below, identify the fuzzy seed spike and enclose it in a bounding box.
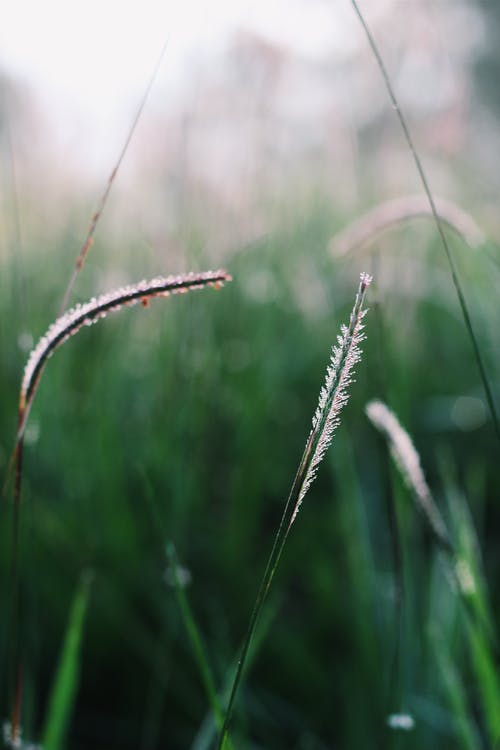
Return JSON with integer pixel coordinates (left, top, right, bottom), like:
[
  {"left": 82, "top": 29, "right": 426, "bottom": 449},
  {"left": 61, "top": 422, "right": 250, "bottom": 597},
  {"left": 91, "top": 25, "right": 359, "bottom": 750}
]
[
  {"left": 217, "top": 273, "right": 371, "bottom": 749},
  {"left": 366, "top": 399, "right": 452, "bottom": 551},
  {"left": 20, "top": 270, "right": 231, "bottom": 429},
  {"left": 290, "top": 272, "right": 371, "bottom": 525}
]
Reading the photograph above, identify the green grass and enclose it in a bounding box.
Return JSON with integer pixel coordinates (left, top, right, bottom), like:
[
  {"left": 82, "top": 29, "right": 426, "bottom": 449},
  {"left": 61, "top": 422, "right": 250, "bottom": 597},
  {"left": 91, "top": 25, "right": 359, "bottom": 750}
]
[
  {"left": 1, "top": 8, "right": 500, "bottom": 743},
  {"left": 1, "top": 197, "right": 498, "bottom": 748},
  {"left": 42, "top": 571, "right": 93, "bottom": 750}
]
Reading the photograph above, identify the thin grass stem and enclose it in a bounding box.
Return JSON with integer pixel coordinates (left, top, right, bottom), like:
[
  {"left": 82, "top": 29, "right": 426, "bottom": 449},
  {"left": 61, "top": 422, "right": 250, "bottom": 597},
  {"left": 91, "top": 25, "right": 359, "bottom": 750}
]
[
  {"left": 351, "top": 0, "right": 500, "bottom": 449},
  {"left": 217, "top": 273, "right": 371, "bottom": 749},
  {"left": 42, "top": 572, "right": 93, "bottom": 750},
  {"left": 59, "top": 41, "right": 169, "bottom": 314},
  {"left": 165, "top": 543, "right": 225, "bottom": 735}
]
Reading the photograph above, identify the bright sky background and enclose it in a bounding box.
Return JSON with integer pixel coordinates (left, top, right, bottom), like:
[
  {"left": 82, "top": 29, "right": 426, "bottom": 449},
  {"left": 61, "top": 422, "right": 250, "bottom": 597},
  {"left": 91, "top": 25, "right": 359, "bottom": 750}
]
[{"left": 1, "top": 0, "right": 367, "bottom": 173}]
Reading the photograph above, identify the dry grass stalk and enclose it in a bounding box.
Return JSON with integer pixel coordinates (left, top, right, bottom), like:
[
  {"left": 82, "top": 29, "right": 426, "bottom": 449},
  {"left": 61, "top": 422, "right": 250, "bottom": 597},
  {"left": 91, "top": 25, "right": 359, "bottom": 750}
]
[
  {"left": 59, "top": 42, "right": 168, "bottom": 314},
  {"left": 330, "top": 195, "right": 485, "bottom": 259}
]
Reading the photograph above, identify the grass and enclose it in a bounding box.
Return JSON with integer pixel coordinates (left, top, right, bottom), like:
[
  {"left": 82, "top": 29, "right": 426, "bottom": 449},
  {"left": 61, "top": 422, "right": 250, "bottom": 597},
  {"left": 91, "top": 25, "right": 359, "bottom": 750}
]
[
  {"left": 351, "top": 0, "right": 500, "bottom": 448},
  {"left": 1, "top": 7, "right": 500, "bottom": 750},
  {"left": 1, "top": 205, "right": 498, "bottom": 748},
  {"left": 217, "top": 273, "right": 371, "bottom": 748},
  {"left": 42, "top": 571, "right": 93, "bottom": 750}
]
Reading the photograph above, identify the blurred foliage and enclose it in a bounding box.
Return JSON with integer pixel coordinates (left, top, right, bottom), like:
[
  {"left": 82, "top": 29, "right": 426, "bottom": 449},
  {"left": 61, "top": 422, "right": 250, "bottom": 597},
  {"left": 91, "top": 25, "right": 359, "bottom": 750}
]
[
  {"left": 1, "top": 190, "right": 499, "bottom": 748},
  {"left": 473, "top": 1, "right": 500, "bottom": 115}
]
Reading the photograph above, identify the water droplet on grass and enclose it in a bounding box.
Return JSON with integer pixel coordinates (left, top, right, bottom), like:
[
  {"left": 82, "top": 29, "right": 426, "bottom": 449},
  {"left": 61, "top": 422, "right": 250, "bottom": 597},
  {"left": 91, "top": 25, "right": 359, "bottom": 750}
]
[
  {"left": 451, "top": 396, "right": 486, "bottom": 431},
  {"left": 18, "top": 332, "right": 34, "bottom": 352},
  {"left": 164, "top": 564, "right": 192, "bottom": 588},
  {"left": 386, "top": 713, "right": 415, "bottom": 731}
]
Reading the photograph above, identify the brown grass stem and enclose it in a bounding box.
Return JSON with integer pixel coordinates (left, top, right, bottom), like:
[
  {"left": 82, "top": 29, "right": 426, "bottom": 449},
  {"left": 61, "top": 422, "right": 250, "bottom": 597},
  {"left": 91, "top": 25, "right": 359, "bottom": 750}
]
[
  {"left": 59, "top": 41, "right": 168, "bottom": 314},
  {"left": 8, "top": 269, "right": 231, "bottom": 743}
]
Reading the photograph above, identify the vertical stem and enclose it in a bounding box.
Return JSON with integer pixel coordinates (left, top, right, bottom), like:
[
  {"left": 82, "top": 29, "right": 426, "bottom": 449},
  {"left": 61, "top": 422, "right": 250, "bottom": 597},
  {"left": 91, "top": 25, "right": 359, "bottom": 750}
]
[{"left": 351, "top": 0, "right": 500, "bottom": 448}]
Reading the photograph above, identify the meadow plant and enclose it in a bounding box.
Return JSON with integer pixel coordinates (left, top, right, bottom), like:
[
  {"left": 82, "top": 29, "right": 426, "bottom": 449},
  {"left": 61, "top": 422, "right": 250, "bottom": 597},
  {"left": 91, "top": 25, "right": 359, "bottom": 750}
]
[
  {"left": 366, "top": 399, "right": 452, "bottom": 553},
  {"left": 330, "top": 195, "right": 485, "bottom": 259},
  {"left": 19, "top": 271, "right": 231, "bottom": 436},
  {"left": 12, "top": 270, "right": 231, "bottom": 548},
  {"left": 7, "top": 270, "right": 231, "bottom": 746},
  {"left": 58, "top": 42, "right": 169, "bottom": 314},
  {"left": 351, "top": 0, "right": 500, "bottom": 447},
  {"left": 366, "top": 399, "right": 500, "bottom": 744},
  {"left": 218, "top": 272, "right": 371, "bottom": 748},
  {"left": 3, "top": 6, "right": 498, "bottom": 748}
]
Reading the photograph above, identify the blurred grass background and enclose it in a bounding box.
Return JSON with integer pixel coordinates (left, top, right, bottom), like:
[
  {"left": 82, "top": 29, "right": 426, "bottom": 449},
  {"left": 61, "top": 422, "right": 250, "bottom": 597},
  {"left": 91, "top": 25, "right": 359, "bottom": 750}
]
[
  {"left": 2, "top": 2, "right": 500, "bottom": 748},
  {"left": 1, "top": 196, "right": 499, "bottom": 748}
]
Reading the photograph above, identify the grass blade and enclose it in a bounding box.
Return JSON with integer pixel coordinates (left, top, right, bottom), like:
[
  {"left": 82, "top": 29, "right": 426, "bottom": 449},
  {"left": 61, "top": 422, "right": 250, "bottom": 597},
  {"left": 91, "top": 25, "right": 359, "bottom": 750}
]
[
  {"left": 431, "top": 629, "right": 481, "bottom": 750},
  {"left": 42, "top": 571, "right": 93, "bottom": 750},
  {"left": 366, "top": 400, "right": 452, "bottom": 553},
  {"left": 466, "top": 618, "right": 500, "bottom": 745},
  {"left": 165, "top": 543, "right": 225, "bottom": 735},
  {"left": 191, "top": 593, "right": 282, "bottom": 750},
  {"left": 367, "top": 399, "right": 500, "bottom": 744}
]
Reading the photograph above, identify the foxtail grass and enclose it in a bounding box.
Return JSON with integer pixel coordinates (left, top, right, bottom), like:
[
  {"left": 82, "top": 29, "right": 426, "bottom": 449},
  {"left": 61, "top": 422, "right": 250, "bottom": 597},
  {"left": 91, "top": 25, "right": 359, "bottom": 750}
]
[
  {"left": 330, "top": 195, "right": 485, "bottom": 259},
  {"left": 366, "top": 399, "right": 500, "bottom": 746},
  {"left": 7, "top": 269, "right": 231, "bottom": 744},
  {"left": 365, "top": 398, "right": 481, "bottom": 605},
  {"left": 351, "top": 0, "right": 500, "bottom": 449},
  {"left": 366, "top": 400, "right": 452, "bottom": 554},
  {"left": 217, "top": 272, "right": 372, "bottom": 749},
  {"left": 20, "top": 270, "right": 230, "bottom": 429},
  {"left": 13, "top": 270, "right": 231, "bottom": 522},
  {"left": 165, "top": 543, "right": 226, "bottom": 738}
]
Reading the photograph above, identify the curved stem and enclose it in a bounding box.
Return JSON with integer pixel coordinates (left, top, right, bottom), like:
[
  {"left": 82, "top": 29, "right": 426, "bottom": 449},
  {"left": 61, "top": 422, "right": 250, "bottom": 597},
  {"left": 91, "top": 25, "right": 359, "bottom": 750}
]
[{"left": 9, "top": 269, "right": 231, "bottom": 742}]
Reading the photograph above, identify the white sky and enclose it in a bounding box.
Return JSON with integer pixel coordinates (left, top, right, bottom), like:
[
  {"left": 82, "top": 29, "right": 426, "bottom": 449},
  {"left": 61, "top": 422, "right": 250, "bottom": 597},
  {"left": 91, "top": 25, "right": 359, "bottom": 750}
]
[{"left": 1, "top": 0, "right": 366, "bottom": 173}]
